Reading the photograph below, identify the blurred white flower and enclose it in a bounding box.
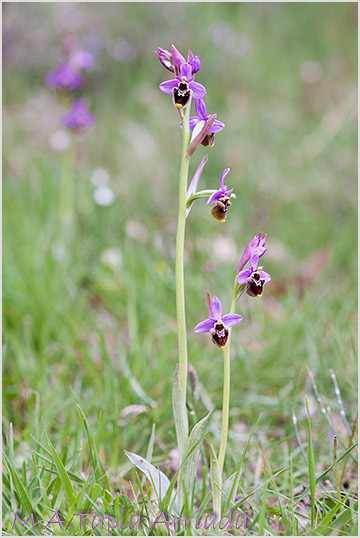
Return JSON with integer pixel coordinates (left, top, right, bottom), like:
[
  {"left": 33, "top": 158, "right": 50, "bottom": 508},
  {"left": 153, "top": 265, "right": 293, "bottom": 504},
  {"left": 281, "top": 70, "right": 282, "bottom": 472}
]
[
  {"left": 90, "top": 168, "right": 110, "bottom": 186},
  {"left": 49, "top": 130, "right": 71, "bottom": 151},
  {"left": 101, "top": 248, "right": 123, "bottom": 270},
  {"left": 93, "top": 186, "right": 115, "bottom": 206}
]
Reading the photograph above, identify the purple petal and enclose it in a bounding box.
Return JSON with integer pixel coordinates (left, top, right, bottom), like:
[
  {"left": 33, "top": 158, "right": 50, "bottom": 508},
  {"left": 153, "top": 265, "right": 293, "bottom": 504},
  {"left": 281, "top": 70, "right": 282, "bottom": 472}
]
[
  {"left": 249, "top": 246, "right": 266, "bottom": 271},
  {"left": 237, "top": 269, "right": 251, "bottom": 285},
  {"left": 259, "top": 233, "right": 267, "bottom": 249},
  {"left": 194, "top": 318, "right": 215, "bottom": 334},
  {"left": 187, "top": 49, "right": 194, "bottom": 62},
  {"left": 220, "top": 168, "right": 231, "bottom": 189},
  {"left": 260, "top": 270, "right": 271, "bottom": 284},
  {"left": 180, "top": 63, "right": 192, "bottom": 80},
  {"left": 171, "top": 44, "right": 185, "bottom": 72},
  {"left": 210, "top": 297, "right": 222, "bottom": 319},
  {"left": 159, "top": 79, "right": 178, "bottom": 94},
  {"left": 208, "top": 120, "right": 225, "bottom": 133},
  {"left": 189, "top": 117, "right": 200, "bottom": 132},
  {"left": 221, "top": 314, "right": 243, "bottom": 327},
  {"left": 206, "top": 190, "right": 223, "bottom": 205},
  {"left": 179, "top": 117, "right": 200, "bottom": 132},
  {"left": 195, "top": 99, "right": 208, "bottom": 120},
  {"left": 189, "top": 81, "right": 206, "bottom": 99}
]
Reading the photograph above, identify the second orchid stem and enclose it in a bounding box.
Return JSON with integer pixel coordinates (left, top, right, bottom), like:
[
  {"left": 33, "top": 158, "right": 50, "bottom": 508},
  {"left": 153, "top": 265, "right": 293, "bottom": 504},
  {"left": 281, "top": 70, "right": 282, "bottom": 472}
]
[
  {"left": 218, "top": 275, "right": 239, "bottom": 476},
  {"left": 176, "top": 100, "right": 192, "bottom": 402}
]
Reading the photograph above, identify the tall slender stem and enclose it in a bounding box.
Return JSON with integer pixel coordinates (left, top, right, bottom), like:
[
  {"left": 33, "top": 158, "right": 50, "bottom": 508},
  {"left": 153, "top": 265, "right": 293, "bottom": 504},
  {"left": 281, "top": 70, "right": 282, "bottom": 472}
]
[
  {"left": 218, "top": 275, "right": 239, "bottom": 475},
  {"left": 175, "top": 101, "right": 192, "bottom": 401}
]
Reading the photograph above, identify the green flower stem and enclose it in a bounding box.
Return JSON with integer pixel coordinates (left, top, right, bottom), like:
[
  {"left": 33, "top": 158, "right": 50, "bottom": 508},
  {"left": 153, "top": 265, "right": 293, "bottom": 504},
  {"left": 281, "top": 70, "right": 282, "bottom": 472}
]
[
  {"left": 218, "top": 275, "right": 239, "bottom": 475},
  {"left": 60, "top": 137, "right": 75, "bottom": 243},
  {"left": 175, "top": 101, "right": 192, "bottom": 401}
]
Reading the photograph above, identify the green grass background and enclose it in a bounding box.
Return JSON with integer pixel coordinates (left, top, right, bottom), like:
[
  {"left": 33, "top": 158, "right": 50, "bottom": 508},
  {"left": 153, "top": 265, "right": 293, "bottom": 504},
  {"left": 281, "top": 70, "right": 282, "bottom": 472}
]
[{"left": 3, "top": 2, "right": 358, "bottom": 535}]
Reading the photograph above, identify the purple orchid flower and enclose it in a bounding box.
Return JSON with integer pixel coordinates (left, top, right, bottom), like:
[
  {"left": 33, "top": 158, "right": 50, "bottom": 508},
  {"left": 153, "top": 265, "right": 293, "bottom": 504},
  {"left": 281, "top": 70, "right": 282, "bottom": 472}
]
[
  {"left": 61, "top": 99, "right": 96, "bottom": 131},
  {"left": 194, "top": 293, "right": 242, "bottom": 348},
  {"left": 189, "top": 99, "right": 225, "bottom": 134},
  {"left": 237, "top": 235, "right": 271, "bottom": 298},
  {"left": 179, "top": 99, "right": 224, "bottom": 148},
  {"left": 159, "top": 63, "right": 206, "bottom": 108},
  {"left": 45, "top": 62, "right": 84, "bottom": 91},
  {"left": 206, "top": 168, "right": 235, "bottom": 222}
]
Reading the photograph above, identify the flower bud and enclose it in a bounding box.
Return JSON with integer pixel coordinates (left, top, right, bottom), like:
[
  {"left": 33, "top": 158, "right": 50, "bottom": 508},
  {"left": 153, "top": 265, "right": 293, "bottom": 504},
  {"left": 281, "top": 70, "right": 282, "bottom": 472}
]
[
  {"left": 155, "top": 47, "right": 174, "bottom": 72},
  {"left": 189, "top": 55, "right": 201, "bottom": 74}
]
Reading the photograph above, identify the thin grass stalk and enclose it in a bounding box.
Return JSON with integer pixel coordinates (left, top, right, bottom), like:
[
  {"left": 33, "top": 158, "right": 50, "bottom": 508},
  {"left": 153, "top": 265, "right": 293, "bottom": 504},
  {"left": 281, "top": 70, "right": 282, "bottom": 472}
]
[
  {"left": 340, "top": 412, "right": 358, "bottom": 485},
  {"left": 333, "top": 436, "right": 342, "bottom": 505},
  {"left": 175, "top": 100, "right": 192, "bottom": 401}
]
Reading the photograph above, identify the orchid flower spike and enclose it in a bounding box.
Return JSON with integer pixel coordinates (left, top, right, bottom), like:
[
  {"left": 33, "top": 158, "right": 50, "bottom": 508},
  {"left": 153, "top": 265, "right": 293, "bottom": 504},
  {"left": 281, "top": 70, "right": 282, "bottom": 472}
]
[
  {"left": 237, "top": 234, "right": 271, "bottom": 298},
  {"left": 206, "top": 168, "right": 235, "bottom": 222},
  {"left": 194, "top": 292, "right": 242, "bottom": 348}
]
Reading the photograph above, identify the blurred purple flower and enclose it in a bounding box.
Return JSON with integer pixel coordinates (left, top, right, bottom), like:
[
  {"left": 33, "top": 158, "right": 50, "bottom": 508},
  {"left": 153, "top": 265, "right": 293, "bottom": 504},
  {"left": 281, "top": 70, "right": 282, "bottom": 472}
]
[
  {"left": 194, "top": 292, "right": 242, "bottom": 348},
  {"left": 159, "top": 63, "right": 206, "bottom": 108},
  {"left": 237, "top": 234, "right": 271, "bottom": 298},
  {"left": 45, "top": 62, "right": 84, "bottom": 91},
  {"left": 63, "top": 36, "right": 94, "bottom": 71},
  {"left": 206, "top": 168, "right": 235, "bottom": 222},
  {"left": 72, "top": 50, "right": 94, "bottom": 70},
  {"left": 61, "top": 99, "right": 96, "bottom": 131}
]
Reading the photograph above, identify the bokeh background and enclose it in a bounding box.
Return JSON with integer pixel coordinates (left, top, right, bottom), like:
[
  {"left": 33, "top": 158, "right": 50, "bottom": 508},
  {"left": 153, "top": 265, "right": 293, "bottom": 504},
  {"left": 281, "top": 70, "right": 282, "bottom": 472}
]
[{"left": 3, "top": 1, "right": 357, "bottom": 525}]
